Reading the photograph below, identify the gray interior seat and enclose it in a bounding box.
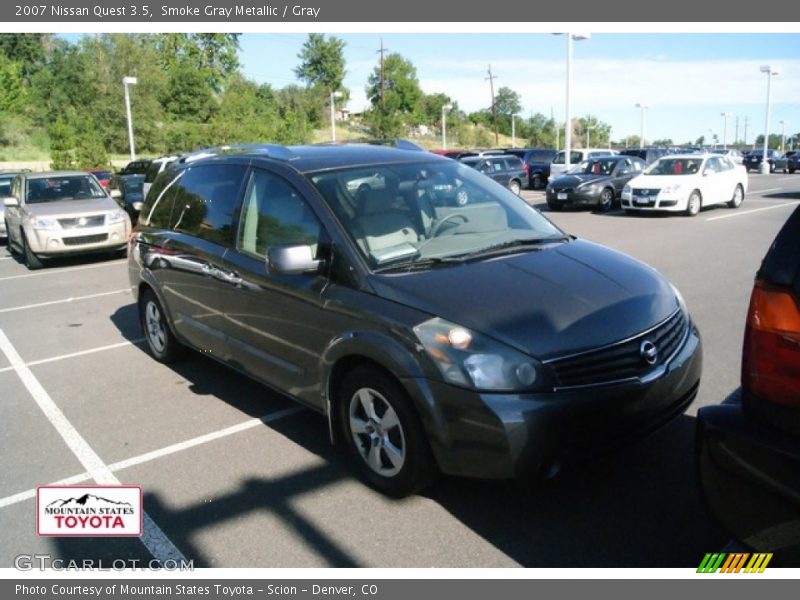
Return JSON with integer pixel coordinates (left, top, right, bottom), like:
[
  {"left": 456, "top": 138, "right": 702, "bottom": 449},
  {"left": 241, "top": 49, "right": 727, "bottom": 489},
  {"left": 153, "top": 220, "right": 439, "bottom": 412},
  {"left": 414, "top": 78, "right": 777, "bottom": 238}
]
[{"left": 354, "top": 183, "right": 419, "bottom": 257}]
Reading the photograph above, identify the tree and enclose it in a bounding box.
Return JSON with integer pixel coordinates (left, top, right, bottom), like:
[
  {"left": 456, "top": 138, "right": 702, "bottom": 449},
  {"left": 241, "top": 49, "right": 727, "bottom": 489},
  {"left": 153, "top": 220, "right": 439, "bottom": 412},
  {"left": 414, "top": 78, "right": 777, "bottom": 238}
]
[
  {"left": 364, "top": 53, "right": 424, "bottom": 138},
  {"left": 0, "top": 33, "right": 49, "bottom": 81},
  {"left": 575, "top": 115, "right": 611, "bottom": 148},
  {"left": 48, "top": 118, "right": 76, "bottom": 170},
  {"left": 493, "top": 87, "right": 521, "bottom": 116},
  {"left": 0, "top": 54, "right": 26, "bottom": 112},
  {"left": 295, "top": 33, "right": 347, "bottom": 94},
  {"left": 155, "top": 33, "right": 240, "bottom": 93},
  {"left": 652, "top": 138, "right": 673, "bottom": 146}
]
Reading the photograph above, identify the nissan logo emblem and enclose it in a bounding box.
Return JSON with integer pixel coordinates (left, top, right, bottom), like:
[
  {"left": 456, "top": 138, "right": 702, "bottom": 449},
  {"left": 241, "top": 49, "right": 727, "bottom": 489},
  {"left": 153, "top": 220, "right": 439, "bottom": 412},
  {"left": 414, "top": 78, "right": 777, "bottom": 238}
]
[
  {"left": 77, "top": 217, "right": 87, "bottom": 226},
  {"left": 640, "top": 340, "right": 658, "bottom": 365}
]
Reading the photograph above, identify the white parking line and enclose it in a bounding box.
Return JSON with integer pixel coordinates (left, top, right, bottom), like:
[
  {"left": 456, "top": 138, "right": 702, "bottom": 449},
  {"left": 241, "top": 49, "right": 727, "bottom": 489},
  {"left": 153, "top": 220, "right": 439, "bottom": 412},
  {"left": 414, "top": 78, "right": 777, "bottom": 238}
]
[
  {"left": 0, "top": 288, "right": 129, "bottom": 314},
  {"left": 0, "top": 339, "right": 145, "bottom": 375},
  {"left": 749, "top": 187, "right": 782, "bottom": 196},
  {"left": 0, "top": 328, "right": 186, "bottom": 564},
  {"left": 0, "top": 406, "right": 305, "bottom": 510},
  {"left": 0, "top": 259, "right": 126, "bottom": 282},
  {"left": 707, "top": 201, "right": 800, "bottom": 221}
]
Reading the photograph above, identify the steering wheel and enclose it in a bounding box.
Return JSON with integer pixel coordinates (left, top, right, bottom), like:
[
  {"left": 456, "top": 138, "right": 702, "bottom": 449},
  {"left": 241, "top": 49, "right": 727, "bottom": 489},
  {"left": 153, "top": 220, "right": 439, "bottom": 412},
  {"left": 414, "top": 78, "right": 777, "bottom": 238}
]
[{"left": 430, "top": 212, "right": 469, "bottom": 237}]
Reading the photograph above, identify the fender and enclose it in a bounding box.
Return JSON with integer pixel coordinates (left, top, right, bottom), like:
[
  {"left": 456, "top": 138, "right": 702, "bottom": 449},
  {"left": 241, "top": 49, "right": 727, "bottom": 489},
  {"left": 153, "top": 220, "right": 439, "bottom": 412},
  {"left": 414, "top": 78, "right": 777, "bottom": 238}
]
[{"left": 319, "top": 329, "right": 437, "bottom": 442}]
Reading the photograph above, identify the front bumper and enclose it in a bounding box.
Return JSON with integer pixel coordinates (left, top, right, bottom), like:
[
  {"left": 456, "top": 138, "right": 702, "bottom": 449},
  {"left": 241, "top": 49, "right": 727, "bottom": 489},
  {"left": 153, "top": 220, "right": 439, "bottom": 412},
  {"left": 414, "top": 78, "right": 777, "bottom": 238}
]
[
  {"left": 696, "top": 398, "right": 800, "bottom": 562},
  {"left": 621, "top": 190, "right": 687, "bottom": 212},
  {"left": 546, "top": 187, "right": 604, "bottom": 207},
  {"left": 409, "top": 325, "right": 702, "bottom": 480},
  {"left": 24, "top": 220, "right": 130, "bottom": 256}
]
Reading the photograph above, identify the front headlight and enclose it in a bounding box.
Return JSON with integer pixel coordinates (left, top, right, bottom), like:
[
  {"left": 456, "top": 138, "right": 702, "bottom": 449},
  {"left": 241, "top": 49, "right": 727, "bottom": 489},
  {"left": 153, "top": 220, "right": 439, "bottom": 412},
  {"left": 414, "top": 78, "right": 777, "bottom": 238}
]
[
  {"left": 660, "top": 184, "right": 683, "bottom": 194},
  {"left": 106, "top": 210, "right": 127, "bottom": 225},
  {"left": 622, "top": 184, "right": 631, "bottom": 194},
  {"left": 413, "top": 318, "right": 548, "bottom": 392},
  {"left": 670, "top": 282, "right": 689, "bottom": 317},
  {"left": 28, "top": 216, "right": 60, "bottom": 230}
]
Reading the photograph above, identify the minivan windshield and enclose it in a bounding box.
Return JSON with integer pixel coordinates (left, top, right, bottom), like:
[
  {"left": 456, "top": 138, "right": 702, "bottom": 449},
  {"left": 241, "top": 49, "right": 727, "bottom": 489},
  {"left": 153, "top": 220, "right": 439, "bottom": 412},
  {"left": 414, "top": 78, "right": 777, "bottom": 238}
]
[
  {"left": 25, "top": 175, "right": 106, "bottom": 204},
  {"left": 568, "top": 158, "right": 618, "bottom": 175},
  {"left": 310, "top": 160, "right": 564, "bottom": 269},
  {"left": 553, "top": 151, "right": 583, "bottom": 165}
]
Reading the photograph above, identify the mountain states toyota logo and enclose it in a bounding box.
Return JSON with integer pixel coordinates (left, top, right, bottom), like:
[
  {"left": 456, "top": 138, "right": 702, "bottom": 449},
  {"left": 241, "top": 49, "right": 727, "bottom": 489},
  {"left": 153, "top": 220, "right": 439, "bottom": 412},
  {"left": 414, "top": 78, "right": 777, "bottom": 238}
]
[{"left": 36, "top": 485, "right": 142, "bottom": 537}]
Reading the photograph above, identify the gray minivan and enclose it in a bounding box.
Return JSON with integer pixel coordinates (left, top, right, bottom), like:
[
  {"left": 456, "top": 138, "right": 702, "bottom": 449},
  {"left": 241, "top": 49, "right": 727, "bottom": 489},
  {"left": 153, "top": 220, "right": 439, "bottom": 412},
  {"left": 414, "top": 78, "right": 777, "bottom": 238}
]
[{"left": 129, "top": 143, "right": 702, "bottom": 497}]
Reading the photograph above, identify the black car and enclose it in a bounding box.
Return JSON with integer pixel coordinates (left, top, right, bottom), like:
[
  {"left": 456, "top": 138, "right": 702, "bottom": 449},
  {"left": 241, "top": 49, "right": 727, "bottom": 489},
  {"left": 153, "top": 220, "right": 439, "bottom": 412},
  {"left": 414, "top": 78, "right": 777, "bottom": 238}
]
[
  {"left": 546, "top": 155, "right": 646, "bottom": 212},
  {"left": 696, "top": 206, "right": 800, "bottom": 563},
  {"left": 502, "top": 148, "right": 558, "bottom": 190},
  {"left": 787, "top": 152, "right": 799, "bottom": 174},
  {"left": 619, "top": 147, "right": 668, "bottom": 165},
  {"left": 130, "top": 142, "right": 701, "bottom": 497},
  {"left": 460, "top": 154, "right": 529, "bottom": 195},
  {"left": 745, "top": 149, "right": 788, "bottom": 173},
  {"left": 119, "top": 159, "right": 152, "bottom": 176},
  {"left": 110, "top": 174, "right": 146, "bottom": 223}
]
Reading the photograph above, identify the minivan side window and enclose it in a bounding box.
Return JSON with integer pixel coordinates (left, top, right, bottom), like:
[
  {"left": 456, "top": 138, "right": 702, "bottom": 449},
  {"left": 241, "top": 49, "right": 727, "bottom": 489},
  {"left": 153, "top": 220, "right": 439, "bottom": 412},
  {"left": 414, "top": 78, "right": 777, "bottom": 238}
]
[
  {"left": 140, "top": 167, "right": 180, "bottom": 229},
  {"left": 237, "top": 169, "right": 322, "bottom": 258},
  {"left": 169, "top": 164, "right": 248, "bottom": 246}
]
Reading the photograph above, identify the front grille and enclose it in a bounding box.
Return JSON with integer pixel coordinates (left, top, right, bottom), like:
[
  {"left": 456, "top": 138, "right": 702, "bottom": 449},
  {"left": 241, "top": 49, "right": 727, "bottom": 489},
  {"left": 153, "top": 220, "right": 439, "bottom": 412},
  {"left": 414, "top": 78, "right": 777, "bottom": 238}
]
[
  {"left": 62, "top": 233, "right": 108, "bottom": 246},
  {"left": 58, "top": 215, "right": 105, "bottom": 229},
  {"left": 548, "top": 309, "right": 688, "bottom": 388},
  {"left": 633, "top": 188, "right": 660, "bottom": 196}
]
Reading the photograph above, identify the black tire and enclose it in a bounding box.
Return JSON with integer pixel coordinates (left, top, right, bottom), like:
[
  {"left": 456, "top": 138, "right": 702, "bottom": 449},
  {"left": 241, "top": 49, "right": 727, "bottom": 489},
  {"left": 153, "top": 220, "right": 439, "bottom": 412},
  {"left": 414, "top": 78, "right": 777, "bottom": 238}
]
[
  {"left": 509, "top": 179, "right": 521, "bottom": 195},
  {"left": 139, "top": 288, "right": 184, "bottom": 363},
  {"left": 685, "top": 190, "right": 702, "bottom": 216},
  {"left": 597, "top": 188, "right": 615, "bottom": 212},
  {"left": 547, "top": 200, "right": 560, "bottom": 211},
  {"left": 531, "top": 173, "right": 542, "bottom": 190},
  {"left": 728, "top": 184, "right": 745, "bottom": 209},
  {"left": 790, "top": 167, "right": 796, "bottom": 174},
  {"left": 769, "top": 162, "right": 775, "bottom": 174},
  {"left": 338, "top": 366, "right": 438, "bottom": 497},
  {"left": 21, "top": 231, "right": 43, "bottom": 270}
]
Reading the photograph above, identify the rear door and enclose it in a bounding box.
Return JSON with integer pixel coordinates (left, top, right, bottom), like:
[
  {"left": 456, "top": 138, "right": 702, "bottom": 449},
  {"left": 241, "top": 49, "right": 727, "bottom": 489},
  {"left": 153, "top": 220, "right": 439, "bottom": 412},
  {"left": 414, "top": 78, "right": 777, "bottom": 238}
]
[{"left": 154, "top": 163, "right": 248, "bottom": 357}]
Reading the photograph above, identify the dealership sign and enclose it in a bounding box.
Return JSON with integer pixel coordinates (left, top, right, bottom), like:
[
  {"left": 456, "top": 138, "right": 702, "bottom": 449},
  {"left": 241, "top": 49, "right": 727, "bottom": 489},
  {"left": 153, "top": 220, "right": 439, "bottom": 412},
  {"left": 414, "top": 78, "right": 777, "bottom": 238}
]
[{"left": 36, "top": 486, "right": 142, "bottom": 536}]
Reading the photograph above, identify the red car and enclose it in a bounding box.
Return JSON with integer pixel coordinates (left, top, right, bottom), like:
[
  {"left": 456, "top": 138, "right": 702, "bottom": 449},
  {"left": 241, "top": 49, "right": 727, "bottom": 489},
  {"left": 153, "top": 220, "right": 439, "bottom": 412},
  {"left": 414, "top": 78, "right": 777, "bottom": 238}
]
[{"left": 88, "top": 169, "right": 113, "bottom": 189}]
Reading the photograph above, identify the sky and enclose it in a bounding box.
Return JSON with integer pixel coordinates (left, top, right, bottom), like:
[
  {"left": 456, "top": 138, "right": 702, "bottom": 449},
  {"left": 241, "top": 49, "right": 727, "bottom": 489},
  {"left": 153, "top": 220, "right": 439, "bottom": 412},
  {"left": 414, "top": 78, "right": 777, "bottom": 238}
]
[{"left": 238, "top": 32, "right": 800, "bottom": 146}]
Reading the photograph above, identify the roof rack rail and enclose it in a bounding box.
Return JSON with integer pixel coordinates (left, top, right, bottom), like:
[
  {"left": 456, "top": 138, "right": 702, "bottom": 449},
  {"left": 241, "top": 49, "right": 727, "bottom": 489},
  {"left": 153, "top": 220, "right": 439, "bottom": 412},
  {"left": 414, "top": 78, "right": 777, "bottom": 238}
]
[
  {"left": 315, "top": 138, "right": 426, "bottom": 151},
  {"left": 178, "top": 143, "right": 298, "bottom": 163}
]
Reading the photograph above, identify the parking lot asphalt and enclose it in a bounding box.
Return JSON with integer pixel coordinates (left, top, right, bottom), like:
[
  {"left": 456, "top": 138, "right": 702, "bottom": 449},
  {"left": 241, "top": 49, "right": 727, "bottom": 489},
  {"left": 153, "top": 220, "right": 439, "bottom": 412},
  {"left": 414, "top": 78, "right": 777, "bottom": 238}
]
[{"left": 1, "top": 172, "right": 797, "bottom": 568}]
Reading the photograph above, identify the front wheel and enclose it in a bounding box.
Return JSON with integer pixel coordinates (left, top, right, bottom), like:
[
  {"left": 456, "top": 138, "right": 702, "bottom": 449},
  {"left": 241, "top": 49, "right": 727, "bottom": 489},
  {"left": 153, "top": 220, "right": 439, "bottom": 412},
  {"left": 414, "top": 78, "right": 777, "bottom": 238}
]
[
  {"left": 728, "top": 184, "right": 745, "bottom": 209},
  {"left": 597, "top": 188, "right": 614, "bottom": 212},
  {"left": 685, "top": 191, "right": 702, "bottom": 216},
  {"left": 22, "top": 232, "right": 43, "bottom": 270},
  {"left": 339, "top": 367, "right": 437, "bottom": 497},
  {"left": 139, "top": 288, "right": 184, "bottom": 363},
  {"left": 531, "top": 173, "right": 542, "bottom": 190},
  {"left": 508, "top": 180, "right": 521, "bottom": 195}
]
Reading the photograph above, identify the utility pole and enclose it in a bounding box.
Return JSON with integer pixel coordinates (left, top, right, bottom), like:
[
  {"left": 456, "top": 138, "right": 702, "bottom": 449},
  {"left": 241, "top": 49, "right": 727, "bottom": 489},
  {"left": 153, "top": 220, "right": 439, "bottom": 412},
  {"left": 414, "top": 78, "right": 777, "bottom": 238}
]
[
  {"left": 486, "top": 64, "right": 499, "bottom": 146},
  {"left": 734, "top": 116, "right": 740, "bottom": 146},
  {"left": 377, "top": 38, "right": 387, "bottom": 109}
]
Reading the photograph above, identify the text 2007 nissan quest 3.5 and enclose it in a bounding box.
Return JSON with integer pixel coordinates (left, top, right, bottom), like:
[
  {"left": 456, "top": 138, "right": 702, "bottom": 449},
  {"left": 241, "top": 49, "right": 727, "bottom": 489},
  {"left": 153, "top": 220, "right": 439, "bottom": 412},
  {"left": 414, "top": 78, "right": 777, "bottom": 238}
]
[{"left": 128, "top": 142, "right": 702, "bottom": 497}]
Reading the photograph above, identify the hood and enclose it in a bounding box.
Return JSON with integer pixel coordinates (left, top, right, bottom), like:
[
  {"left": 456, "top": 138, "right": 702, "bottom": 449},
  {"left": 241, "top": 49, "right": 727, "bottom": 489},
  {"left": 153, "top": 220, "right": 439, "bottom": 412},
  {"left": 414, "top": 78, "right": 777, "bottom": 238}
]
[
  {"left": 23, "top": 196, "right": 118, "bottom": 217},
  {"left": 370, "top": 239, "right": 678, "bottom": 359},
  {"left": 550, "top": 174, "right": 609, "bottom": 189}
]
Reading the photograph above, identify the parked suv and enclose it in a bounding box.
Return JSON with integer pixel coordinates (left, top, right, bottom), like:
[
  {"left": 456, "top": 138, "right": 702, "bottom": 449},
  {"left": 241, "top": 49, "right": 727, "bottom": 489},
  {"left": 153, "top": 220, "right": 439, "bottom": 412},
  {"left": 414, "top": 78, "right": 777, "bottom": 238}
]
[
  {"left": 460, "top": 154, "right": 528, "bottom": 195},
  {"left": 3, "top": 171, "right": 131, "bottom": 269},
  {"left": 745, "top": 149, "right": 788, "bottom": 173},
  {"left": 130, "top": 143, "right": 701, "bottom": 497},
  {"left": 619, "top": 147, "right": 669, "bottom": 165},
  {"left": 503, "top": 148, "right": 558, "bottom": 189}
]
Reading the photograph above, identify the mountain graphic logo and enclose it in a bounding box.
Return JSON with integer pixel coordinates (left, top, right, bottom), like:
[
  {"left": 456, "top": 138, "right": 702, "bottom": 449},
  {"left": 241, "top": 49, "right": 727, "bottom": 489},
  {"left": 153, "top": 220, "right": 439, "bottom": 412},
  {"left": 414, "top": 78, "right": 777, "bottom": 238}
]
[{"left": 46, "top": 494, "right": 133, "bottom": 509}]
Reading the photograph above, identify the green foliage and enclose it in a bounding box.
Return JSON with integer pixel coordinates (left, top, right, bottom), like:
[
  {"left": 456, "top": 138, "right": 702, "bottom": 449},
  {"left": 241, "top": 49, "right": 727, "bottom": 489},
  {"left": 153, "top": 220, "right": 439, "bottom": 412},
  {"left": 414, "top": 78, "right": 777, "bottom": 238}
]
[
  {"left": 48, "top": 118, "right": 76, "bottom": 170},
  {"left": 0, "top": 33, "right": 48, "bottom": 80},
  {"left": 0, "top": 54, "right": 27, "bottom": 111},
  {"left": 365, "top": 53, "right": 425, "bottom": 138},
  {"left": 155, "top": 33, "right": 240, "bottom": 93},
  {"left": 295, "top": 34, "right": 347, "bottom": 95},
  {"left": 74, "top": 126, "right": 109, "bottom": 169}
]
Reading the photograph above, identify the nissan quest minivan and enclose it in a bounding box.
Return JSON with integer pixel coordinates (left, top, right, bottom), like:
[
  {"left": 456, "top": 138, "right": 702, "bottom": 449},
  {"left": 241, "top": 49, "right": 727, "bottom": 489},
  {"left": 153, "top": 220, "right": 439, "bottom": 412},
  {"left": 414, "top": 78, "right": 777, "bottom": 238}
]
[{"left": 129, "top": 142, "right": 702, "bottom": 497}]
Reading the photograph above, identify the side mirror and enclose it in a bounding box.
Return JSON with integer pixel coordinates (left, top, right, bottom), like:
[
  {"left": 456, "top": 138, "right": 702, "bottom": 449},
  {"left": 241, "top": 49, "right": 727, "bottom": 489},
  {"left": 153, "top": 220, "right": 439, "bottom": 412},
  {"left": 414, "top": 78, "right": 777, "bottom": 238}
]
[
  {"left": 2, "top": 196, "right": 19, "bottom": 207},
  {"left": 110, "top": 189, "right": 122, "bottom": 199},
  {"left": 267, "top": 244, "right": 322, "bottom": 275}
]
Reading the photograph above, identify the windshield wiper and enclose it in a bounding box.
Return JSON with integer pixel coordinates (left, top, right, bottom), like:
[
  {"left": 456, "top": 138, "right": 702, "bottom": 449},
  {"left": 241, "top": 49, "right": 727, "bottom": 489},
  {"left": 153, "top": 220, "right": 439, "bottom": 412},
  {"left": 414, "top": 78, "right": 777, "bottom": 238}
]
[
  {"left": 373, "top": 255, "right": 462, "bottom": 273},
  {"left": 453, "top": 236, "right": 570, "bottom": 262}
]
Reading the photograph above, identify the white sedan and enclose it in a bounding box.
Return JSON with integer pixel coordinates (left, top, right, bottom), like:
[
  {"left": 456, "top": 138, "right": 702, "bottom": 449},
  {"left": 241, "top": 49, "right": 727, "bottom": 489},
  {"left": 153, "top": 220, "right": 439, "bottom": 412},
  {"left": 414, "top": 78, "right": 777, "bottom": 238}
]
[{"left": 621, "top": 154, "right": 748, "bottom": 216}]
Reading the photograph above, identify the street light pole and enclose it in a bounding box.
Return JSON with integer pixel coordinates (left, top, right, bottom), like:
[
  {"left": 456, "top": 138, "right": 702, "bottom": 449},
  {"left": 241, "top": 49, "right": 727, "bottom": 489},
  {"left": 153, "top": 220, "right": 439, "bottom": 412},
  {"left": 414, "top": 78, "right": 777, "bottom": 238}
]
[
  {"left": 556, "top": 33, "right": 590, "bottom": 171},
  {"left": 779, "top": 120, "right": 786, "bottom": 153},
  {"left": 721, "top": 112, "right": 733, "bottom": 149},
  {"left": 330, "top": 90, "right": 343, "bottom": 142},
  {"left": 441, "top": 103, "right": 452, "bottom": 150},
  {"left": 123, "top": 76, "right": 137, "bottom": 161},
  {"left": 635, "top": 103, "right": 648, "bottom": 147},
  {"left": 760, "top": 65, "right": 779, "bottom": 174},
  {"left": 511, "top": 114, "right": 516, "bottom": 148}
]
